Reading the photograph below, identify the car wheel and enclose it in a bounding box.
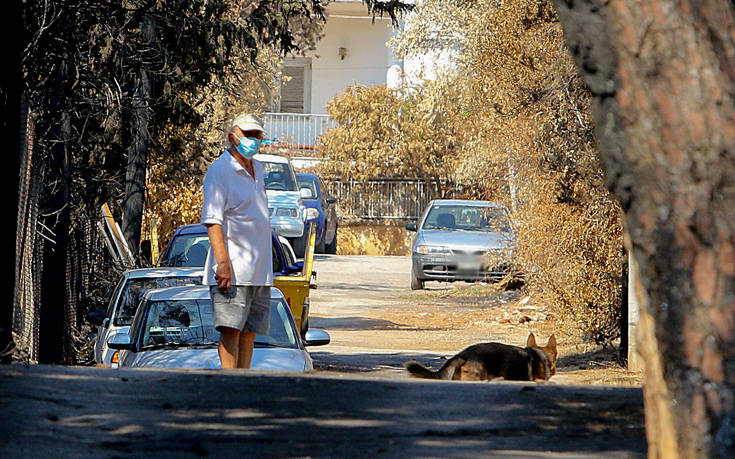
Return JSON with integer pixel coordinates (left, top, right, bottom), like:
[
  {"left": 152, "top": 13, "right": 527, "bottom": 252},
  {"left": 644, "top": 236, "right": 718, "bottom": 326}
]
[
  {"left": 410, "top": 265, "right": 424, "bottom": 290},
  {"left": 325, "top": 224, "right": 337, "bottom": 254},
  {"left": 315, "top": 234, "right": 325, "bottom": 254},
  {"left": 291, "top": 234, "right": 307, "bottom": 259}
]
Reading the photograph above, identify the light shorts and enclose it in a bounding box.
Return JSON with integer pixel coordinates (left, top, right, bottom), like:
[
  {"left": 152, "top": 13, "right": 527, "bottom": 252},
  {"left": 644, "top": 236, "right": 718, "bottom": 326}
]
[{"left": 210, "top": 286, "right": 271, "bottom": 335}]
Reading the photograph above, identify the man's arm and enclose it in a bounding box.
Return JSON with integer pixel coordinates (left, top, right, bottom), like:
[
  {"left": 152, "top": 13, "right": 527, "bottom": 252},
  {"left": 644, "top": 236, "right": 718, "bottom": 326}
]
[{"left": 206, "top": 223, "right": 231, "bottom": 290}]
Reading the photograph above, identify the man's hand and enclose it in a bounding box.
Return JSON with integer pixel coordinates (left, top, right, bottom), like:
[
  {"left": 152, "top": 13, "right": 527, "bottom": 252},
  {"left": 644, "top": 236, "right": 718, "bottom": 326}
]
[
  {"left": 206, "top": 223, "right": 232, "bottom": 290},
  {"left": 215, "top": 262, "right": 232, "bottom": 290}
]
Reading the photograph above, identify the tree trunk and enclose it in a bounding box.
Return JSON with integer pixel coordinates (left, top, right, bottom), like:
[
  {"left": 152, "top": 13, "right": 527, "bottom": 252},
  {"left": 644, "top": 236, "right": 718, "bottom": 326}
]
[
  {"left": 122, "top": 8, "right": 155, "bottom": 263},
  {"left": 1, "top": 0, "right": 24, "bottom": 362},
  {"left": 555, "top": 0, "right": 735, "bottom": 456}
]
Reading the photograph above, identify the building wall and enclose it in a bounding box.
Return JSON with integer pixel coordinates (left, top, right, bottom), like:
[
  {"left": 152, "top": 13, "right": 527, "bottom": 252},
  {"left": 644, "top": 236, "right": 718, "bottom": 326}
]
[{"left": 292, "top": 4, "right": 395, "bottom": 114}]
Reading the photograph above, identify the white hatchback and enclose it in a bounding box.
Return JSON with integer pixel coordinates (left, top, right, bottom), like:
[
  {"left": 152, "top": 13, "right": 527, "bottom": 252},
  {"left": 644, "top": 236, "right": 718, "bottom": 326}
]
[{"left": 89, "top": 267, "right": 203, "bottom": 366}]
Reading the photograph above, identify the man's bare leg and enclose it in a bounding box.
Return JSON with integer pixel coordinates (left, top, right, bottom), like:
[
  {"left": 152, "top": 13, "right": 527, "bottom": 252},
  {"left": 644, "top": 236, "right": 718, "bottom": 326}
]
[
  {"left": 237, "top": 331, "right": 256, "bottom": 369},
  {"left": 219, "top": 327, "right": 240, "bottom": 369}
]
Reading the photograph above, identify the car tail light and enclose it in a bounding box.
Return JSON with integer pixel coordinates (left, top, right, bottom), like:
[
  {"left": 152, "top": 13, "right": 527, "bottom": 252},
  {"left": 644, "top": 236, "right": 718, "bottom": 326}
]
[{"left": 111, "top": 350, "right": 119, "bottom": 364}]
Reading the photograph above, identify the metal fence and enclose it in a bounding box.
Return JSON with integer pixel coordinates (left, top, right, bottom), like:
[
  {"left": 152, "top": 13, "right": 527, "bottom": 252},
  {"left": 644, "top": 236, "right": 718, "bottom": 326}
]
[
  {"left": 324, "top": 179, "right": 461, "bottom": 221},
  {"left": 263, "top": 113, "right": 336, "bottom": 148}
]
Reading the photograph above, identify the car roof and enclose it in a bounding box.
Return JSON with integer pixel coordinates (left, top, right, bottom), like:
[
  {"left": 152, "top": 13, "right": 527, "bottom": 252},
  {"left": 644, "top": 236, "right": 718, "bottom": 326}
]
[
  {"left": 429, "top": 199, "right": 507, "bottom": 208},
  {"left": 124, "top": 267, "right": 204, "bottom": 279},
  {"left": 172, "top": 223, "right": 208, "bottom": 235},
  {"left": 144, "top": 285, "right": 286, "bottom": 302},
  {"left": 254, "top": 153, "right": 289, "bottom": 164},
  {"left": 296, "top": 172, "right": 318, "bottom": 180}
]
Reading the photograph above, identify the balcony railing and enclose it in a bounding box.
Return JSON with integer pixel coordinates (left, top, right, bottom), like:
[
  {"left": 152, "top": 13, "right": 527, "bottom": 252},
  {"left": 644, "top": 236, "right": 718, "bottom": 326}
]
[{"left": 263, "top": 113, "right": 337, "bottom": 149}]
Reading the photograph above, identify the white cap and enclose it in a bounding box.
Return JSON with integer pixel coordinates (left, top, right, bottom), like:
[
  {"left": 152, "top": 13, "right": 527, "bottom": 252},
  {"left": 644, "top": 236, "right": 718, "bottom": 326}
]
[{"left": 232, "top": 113, "right": 265, "bottom": 134}]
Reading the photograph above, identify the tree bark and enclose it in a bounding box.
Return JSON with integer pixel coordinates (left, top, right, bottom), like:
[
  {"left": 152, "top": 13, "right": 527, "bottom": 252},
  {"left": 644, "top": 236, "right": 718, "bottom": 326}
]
[
  {"left": 555, "top": 0, "right": 735, "bottom": 456},
  {"left": 1, "top": 0, "right": 24, "bottom": 362},
  {"left": 122, "top": 8, "right": 155, "bottom": 263}
]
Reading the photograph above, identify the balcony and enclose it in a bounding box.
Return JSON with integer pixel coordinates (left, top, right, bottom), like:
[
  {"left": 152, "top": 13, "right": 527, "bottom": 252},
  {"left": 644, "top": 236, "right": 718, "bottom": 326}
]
[{"left": 263, "top": 113, "right": 337, "bottom": 150}]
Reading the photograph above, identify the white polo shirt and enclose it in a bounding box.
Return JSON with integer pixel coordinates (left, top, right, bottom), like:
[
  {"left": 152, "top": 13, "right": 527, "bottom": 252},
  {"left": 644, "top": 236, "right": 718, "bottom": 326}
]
[{"left": 201, "top": 150, "right": 273, "bottom": 287}]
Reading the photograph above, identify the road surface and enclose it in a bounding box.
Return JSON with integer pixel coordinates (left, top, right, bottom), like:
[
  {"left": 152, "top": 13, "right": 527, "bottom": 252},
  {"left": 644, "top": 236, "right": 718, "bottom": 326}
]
[{"left": 0, "top": 255, "right": 647, "bottom": 457}]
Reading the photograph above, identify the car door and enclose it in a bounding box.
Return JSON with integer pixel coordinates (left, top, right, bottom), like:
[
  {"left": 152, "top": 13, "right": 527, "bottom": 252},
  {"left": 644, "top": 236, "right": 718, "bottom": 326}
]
[{"left": 94, "top": 274, "right": 126, "bottom": 363}]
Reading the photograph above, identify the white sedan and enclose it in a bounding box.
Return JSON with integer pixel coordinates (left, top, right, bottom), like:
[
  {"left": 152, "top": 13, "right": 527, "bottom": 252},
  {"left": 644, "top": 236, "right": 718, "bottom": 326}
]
[{"left": 108, "top": 286, "right": 329, "bottom": 371}]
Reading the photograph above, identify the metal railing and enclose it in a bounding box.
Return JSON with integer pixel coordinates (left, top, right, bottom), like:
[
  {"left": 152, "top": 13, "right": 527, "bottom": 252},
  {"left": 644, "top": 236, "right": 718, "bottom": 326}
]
[
  {"left": 263, "top": 113, "right": 337, "bottom": 149},
  {"left": 324, "top": 179, "right": 461, "bottom": 221}
]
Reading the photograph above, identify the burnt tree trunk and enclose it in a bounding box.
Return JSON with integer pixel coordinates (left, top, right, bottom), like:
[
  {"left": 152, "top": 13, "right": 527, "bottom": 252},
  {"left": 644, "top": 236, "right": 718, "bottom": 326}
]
[
  {"left": 555, "top": 0, "right": 735, "bottom": 456},
  {"left": 122, "top": 6, "right": 155, "bottom": 263}
]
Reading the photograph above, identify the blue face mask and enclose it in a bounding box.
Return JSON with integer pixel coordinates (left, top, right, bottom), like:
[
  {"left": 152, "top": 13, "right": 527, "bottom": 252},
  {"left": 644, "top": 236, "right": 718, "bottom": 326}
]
[{"left": 236, "top": 136, "right": 261, "bottom": 158}]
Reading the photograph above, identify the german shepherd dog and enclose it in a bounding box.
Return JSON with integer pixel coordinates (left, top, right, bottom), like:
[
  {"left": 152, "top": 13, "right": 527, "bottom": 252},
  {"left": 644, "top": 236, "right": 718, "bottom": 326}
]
[{"left": 405, "top": 333, "right": 557, "bottom": 381}]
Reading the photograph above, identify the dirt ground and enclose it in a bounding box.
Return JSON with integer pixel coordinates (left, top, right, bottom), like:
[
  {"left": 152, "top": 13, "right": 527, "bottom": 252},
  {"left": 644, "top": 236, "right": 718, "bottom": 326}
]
[{"left": 309, "top": 254, "right": 644, "bottom": 387}]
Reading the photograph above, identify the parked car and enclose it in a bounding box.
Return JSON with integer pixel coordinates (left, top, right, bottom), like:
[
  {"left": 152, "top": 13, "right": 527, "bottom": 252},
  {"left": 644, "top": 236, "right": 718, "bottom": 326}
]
[
  {"left": 406, "top": 200, "right": 515, "bottom": 290},
  {"left": 254, "top": 153, "right": 316, "bottom": 258},
  {"left": 107, "top": 285, "right": 330, "bottom": 371},
  {"left": 87, "top": 267, "right": 204, "bottom": 366},
  {"left": 296, "top": 172, "right": 338, "bottom": 254},
  {"left": 159, "top": 224, "right": 298, "bottom": 276},
  {"left": 158, "top": 223, "right": 317, "bottom": 337}
]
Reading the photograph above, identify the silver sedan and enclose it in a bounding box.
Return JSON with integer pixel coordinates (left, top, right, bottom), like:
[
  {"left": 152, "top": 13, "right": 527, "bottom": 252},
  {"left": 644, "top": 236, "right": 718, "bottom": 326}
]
[
  {"left": 108, "top": 285, "right": 330, "bottom": 371},
  {"left": 406, "top": 200, "right": 515, "bottom": 289}
]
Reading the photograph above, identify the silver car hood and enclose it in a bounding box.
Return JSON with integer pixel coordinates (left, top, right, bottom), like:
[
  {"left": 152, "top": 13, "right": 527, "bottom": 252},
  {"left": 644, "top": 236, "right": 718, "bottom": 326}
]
[
  {"left": 126, "top": 347, "right": 311, "bottom": 372},
  {"left": 266, "top": 191, "right": 302, "bottom": 207},
  {"left": 419, "top": 230, "right": 514, "bottom": 250}
]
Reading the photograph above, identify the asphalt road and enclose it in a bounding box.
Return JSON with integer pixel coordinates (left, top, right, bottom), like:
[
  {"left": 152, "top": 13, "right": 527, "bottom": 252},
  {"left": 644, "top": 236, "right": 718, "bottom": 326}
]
[{"left": 0, "top": 255, "right": 647, "bottom": 457}]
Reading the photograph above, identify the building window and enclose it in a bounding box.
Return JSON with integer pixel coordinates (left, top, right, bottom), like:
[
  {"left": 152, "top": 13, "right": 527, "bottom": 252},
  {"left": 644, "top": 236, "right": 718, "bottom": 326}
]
[{"left": 278, "top": 58, "right": 311, "bottom": 114}]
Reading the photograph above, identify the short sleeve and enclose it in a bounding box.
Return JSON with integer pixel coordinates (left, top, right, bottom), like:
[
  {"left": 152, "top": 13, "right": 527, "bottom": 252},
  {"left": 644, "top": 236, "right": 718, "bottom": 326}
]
[{"left": 201, "top": 165, "right": 226, "bottom": 226}]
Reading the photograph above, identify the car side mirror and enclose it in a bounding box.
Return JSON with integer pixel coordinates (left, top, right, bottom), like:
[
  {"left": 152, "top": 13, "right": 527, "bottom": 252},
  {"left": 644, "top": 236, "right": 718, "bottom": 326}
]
[
  {"left": 107, "top": 333, "right": 131, "bottom": 350},
  {"left": 87, "top": 309, "right": 107, "bottom": 326},
  {"left": 405, "top": 222, "right": 418, "bottom": 232},
  {"left": 326, "top": 196, "right": 337, "bottom": 204},
  {"left": 303, "top": 329, "right": 330, "bottom": 346},
  {"left": 300, "top": 187, "right": 314, "bottom": 199}
]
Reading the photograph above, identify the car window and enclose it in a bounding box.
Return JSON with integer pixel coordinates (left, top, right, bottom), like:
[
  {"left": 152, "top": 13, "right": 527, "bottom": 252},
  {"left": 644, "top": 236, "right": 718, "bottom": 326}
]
[
  {"left": 164, "top": 235, "right": 210, "bottom": 267},
  {"left": 140, "top": 296, "right": 298, "bottom": 349},
  {"left": 142, "top": 299, "right": 216, "bottom": 347},
  {"left": 114, "top": 276, "right": 202, "bottom": 326},
  {"left": 163, "top": 232, "right": 283, "bottom": 273},
  {"left": 422, "top": 205, "right": 511, "bottom": 232},
  {"left": 262, "top": 161, "right": 297, "bottom": 191},
  {"left": 106, "top": 276, "right": 127, "bottom": 319},
  {"left": 297, "top": 176, "right": 318, "bottom": 199}
]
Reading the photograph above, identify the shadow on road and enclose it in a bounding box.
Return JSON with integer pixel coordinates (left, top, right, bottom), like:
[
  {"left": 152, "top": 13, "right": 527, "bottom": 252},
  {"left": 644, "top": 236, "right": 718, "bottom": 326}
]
[
  {"left": 310, "top": 316, "right": 449, "bottom": 332},
  {"left": 311, "top": 349, "right": 448, "bottom": 374},
  {"left": 0, "top": 365, "right": 646, "bottom": 458}
]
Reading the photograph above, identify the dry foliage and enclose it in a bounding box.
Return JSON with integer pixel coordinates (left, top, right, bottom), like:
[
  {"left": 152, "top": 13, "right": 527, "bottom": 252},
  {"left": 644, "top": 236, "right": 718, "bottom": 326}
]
[
  {"left": 316, "top": 82, "right": 467, "bottom": 198},
  {"left": 391, "top": 0, "right": 623, "bottom": 344}
]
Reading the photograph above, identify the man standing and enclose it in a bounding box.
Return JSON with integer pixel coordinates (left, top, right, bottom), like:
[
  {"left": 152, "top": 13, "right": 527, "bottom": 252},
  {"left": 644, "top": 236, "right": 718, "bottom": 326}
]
[{"left": 201, "top": 113, "right": 273, "bottom": 369}]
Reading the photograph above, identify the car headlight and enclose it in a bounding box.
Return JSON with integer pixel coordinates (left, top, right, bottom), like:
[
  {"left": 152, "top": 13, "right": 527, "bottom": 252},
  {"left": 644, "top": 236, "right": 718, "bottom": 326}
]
[
  {"left": 415, "top": 245, "right": 451, "bottom": 254},
  {"left": 305, "top": 208, "right": 319, "bottom": 220},
  {"left": 275, "top": 207, "right": 299, "bottom": 217}
]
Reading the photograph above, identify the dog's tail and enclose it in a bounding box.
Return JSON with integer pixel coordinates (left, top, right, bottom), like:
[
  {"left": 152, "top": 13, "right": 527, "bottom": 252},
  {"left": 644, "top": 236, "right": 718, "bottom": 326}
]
[{"left": 404, "top": 357, "right": 465, "bottom": 380}]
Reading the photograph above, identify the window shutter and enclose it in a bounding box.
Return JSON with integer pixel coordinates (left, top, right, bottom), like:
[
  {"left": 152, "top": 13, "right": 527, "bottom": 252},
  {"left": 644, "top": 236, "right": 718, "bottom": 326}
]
[{"left": 281, "top": 66, "right": 305, "bottom": 113}]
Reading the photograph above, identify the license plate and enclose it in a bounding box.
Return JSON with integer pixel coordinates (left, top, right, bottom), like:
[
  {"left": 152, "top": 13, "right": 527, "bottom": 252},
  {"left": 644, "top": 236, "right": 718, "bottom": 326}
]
[{"left": 457, "top": 260, "right": 480, "bottom": 271}]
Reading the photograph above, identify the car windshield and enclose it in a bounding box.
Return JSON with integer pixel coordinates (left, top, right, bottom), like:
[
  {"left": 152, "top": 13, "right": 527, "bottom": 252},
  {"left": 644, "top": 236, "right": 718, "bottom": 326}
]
[
  {"left": 422, "top": 205, "right": 511, "bottom": 232},
  {"left": 140, "top": 297, "right": 298, "bottom": 349},
  {"left": 162, "top": 233, "right": 284, "bottom": 273},
  {"left": 297, "top": 176, "right": 318, "bottom": 199},
  {"left": 262, "top": 161, "right": 297, "bottom": 191},
  {"left": 114, "top": 276, "right": 202, "bottom": 326},
  {"left": 163, "top": 235, "right": 210, "bottom": 267}
]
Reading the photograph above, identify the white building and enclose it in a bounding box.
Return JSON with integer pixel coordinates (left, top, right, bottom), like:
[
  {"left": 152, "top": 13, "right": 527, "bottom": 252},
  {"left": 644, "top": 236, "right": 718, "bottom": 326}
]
[{"left": 264, "top": 0, "right": 400, "bottom": 149}]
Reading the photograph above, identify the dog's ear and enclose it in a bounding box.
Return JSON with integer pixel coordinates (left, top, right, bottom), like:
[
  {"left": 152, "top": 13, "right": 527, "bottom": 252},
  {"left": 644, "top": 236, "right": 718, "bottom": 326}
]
[
  {"left": 546, "top": 334, "right": 557, "bottom": 356},
  {"left": 526, "top": 333, "right": 537, "bottom": 347}
]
